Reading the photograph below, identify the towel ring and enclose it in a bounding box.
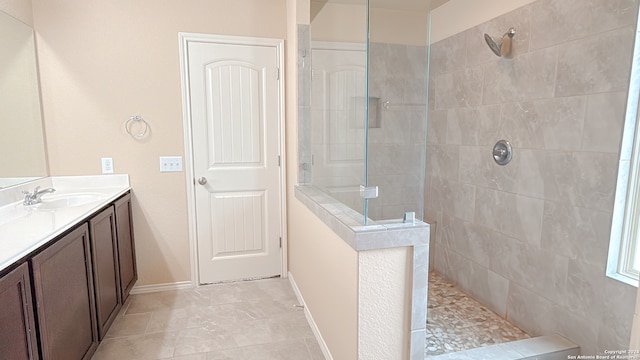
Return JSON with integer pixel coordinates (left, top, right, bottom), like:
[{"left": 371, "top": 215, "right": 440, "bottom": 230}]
[{"left": 125, "top": 115, "right": 150, "bottom": 139}]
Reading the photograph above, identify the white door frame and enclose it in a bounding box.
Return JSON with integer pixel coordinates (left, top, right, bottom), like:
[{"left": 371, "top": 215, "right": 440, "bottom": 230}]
[{"left": 178, "top": 32, "right": 287, "bottom": 287}]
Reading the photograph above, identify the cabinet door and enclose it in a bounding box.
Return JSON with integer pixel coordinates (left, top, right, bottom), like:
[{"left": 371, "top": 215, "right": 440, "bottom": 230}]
[
  {"left": 0, "top": 262, "right": 38, "bottom": 360},
  {"left": 114, "top": 193, "right": 137, "bottom": 302},
  {"left": 89, "top": 206, "right": 122, "bottom": 340},
  {"left": 31, "top": 224, "right": 98, "bottom": 360}
]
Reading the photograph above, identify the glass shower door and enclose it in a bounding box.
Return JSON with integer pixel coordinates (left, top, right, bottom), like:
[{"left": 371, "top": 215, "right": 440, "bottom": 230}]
[
  {"left": 308, "top": 0, "right": 368, "bottom": 219},
  {"left": 364, "top": 0, "right": 430, "bottom": 223},
  {"left": 303, "top": 0, "right": 431, "bottom": 225}
]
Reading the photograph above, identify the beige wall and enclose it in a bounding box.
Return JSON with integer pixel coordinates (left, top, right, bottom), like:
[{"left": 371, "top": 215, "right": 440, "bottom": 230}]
[
  {"left": 430, "top": 0, "right": 536, "bottom": 43},
  {"left": 311, "top": 3, "right": 429, "bottom": 46},
  {"left": 32, "top": 0, "right": 287, "bottom": 286},
  {"left": 369, "top": 7, "right": 428, "bottom": 46},
  {"left": 297, "top": 0, "right": 309, "bottom": 24},
  {"left": 0, "top": 0, "right": 33, "bottom": 25},
  {"left": 287, "top": 200, "right": 359, "bottom": 359},
  {"left": 310, "top": 2, "right": 366, "bottom": 43}
]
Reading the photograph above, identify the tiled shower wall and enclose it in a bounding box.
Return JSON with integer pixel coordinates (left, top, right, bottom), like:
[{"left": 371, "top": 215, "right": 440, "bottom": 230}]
[
  {"left": 425, "top": 0, "right": 639, "bottom": 354},
  {"left": 367, "top": 42, "right": 428, "bottom": 221}
]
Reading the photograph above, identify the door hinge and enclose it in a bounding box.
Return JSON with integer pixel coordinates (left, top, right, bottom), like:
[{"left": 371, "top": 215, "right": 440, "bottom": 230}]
[
  {"left": 278, "top": 155, "right": 281, "bottom": 167},
  {"left": 276, "top": 67, "right": 280, "bottom": 80},
  {"left": 279, "top": 237, "right": 282, "bottom": 248}
]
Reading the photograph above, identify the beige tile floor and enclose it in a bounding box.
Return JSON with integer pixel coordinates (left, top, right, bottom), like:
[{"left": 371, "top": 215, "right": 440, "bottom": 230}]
[
  {"left": 426, "top": 272, "right": 530, "bottom": 357},
  {"left": 92, "top": 278, "right": 325, "bottom": 360},
  {"left": 94, "top": 273, "right": 529, "bottom": 359}
]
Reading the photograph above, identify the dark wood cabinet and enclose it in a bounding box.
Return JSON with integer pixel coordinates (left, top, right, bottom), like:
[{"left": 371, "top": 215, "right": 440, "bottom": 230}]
[
  {"left": 1, "top": 191, "right": 137, "bottom": 360},
  {"left": 0, "top": 263, "right": 38, "bottom": 360},
  {"left": 89, "top": 206, "right": 122, "bottom": 340},
  {"left": 31, "top": 224, "right": 99, "bottom": 360},
  {"left": 114, "top": 193, "right": 137, "bottom": 302}
]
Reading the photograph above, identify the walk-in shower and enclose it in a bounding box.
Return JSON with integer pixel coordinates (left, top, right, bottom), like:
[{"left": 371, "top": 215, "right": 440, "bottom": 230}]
[
  {"left": 298, "top": 0, "right": 612, "bottom": 358},
  {"left": 299, "top": 0, "right": 640, "bottom": 358},
  {"left": 427, "top": 0, "right": 639, "bottom": 357}
]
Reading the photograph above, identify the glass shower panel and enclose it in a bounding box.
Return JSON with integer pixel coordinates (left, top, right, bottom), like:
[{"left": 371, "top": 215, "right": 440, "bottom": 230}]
[
  {"left": 365, "top": 0, "right": 430, "bottom": 222},
  {"left": 308, "top": 0, "right": 368, "bottom": 217}
]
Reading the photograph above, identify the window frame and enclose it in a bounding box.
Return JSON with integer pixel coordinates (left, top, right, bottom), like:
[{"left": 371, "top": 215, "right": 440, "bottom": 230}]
[{"left": 606, "top": 25, "right": 640, "bottom": 287}]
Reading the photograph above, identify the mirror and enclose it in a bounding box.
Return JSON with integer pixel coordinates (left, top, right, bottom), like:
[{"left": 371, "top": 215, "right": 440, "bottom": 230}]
[{"left": 0, "top": 10, "right": 47, "bottom": 188}]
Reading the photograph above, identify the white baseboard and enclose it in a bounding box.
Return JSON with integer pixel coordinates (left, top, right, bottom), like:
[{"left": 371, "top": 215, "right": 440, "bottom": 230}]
[
  {"left": 129, "top": 281, "right": 194, "bottom": 294},
  {"left": 288, "top": 272, "right": 333, "bottom": 360}
]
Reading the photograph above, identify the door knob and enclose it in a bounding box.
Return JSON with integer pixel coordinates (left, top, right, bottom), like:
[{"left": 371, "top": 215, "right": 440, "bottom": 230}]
[{"left": 197, "top": 177, "right": 207, "bottom": 185}]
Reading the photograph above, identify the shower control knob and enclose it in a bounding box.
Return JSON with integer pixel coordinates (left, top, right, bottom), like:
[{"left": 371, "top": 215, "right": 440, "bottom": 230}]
[
  {"left": 493, "top": 148, "right": 506, "bottom": 157},
  {"left": 197, "top": 177, "right": 208, "bottom": 185},
  {"left": 493, "top": 140, "right": 513, "bottom": 166}
]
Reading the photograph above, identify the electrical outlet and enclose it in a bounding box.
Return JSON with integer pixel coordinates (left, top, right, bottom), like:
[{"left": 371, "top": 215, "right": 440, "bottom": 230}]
[
  {"left": 101, "top": 158, "right": 114, "bottom": 174},
  {"left": 159, "top": 156, "right": 183, "bottom": 172}
]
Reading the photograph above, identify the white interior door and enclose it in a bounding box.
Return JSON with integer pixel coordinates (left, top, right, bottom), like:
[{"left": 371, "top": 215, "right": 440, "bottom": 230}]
[{"left": 185, "top": 37, "right": 283, "bottom": 284}]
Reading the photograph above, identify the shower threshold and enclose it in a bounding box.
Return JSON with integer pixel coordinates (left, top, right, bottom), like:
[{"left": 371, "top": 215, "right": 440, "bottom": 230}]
[{"left": 426, "top": 272, "right": 529, "bottom": 357}]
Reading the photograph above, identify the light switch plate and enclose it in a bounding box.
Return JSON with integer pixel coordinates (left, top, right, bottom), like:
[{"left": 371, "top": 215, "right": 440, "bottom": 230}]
[{"left": 160, "top": 156, "right": 183, "bottom": 172}]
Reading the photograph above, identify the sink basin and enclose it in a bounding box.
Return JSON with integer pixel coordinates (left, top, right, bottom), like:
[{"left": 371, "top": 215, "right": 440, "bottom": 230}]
[{"left": 37, "top": 193, "right": 107, "bottom": 210}]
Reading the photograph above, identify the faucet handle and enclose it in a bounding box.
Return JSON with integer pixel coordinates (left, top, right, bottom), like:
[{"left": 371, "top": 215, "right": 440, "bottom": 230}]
[
  {"left": 22, "top": 188, "right": 36, "bottom": 206},
  {"left": 22, "top": 186, "right": 40, "bottom": 197}
]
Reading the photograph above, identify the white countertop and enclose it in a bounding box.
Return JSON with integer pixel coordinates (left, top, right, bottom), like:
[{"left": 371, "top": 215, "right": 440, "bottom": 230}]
[{"left": 0, "top": 175, "right": 131, "bottom": 273}]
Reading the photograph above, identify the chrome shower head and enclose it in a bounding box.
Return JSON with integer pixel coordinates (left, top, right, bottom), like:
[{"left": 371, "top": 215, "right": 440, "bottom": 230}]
[
  {"left": 484, "top": 33, "right": 502, "bottom": 57},
  {"left": 483, "top": 28, "right": 516, "bottom": 57}
]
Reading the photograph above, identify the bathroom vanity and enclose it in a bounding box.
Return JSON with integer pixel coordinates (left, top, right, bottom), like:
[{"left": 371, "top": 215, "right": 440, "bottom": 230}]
[{"left": 0, "top": 175, "right": 135, "bottom": 360}]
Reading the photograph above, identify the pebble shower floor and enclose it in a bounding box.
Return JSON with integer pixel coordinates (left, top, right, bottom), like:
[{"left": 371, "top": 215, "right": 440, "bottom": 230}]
[{"left": 426, "top": 272, "right": 530, "bottom": 357}]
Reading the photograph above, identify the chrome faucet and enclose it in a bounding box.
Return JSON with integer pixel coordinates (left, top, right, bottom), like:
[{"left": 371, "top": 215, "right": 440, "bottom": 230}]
[{"left": 22, "top": 186, "right": 56, "bottom": 206}]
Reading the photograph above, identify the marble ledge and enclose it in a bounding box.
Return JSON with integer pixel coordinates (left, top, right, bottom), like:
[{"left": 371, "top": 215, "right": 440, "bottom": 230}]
[{"left": 295, "top": 185, "right": 430, "bottom": 251}]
